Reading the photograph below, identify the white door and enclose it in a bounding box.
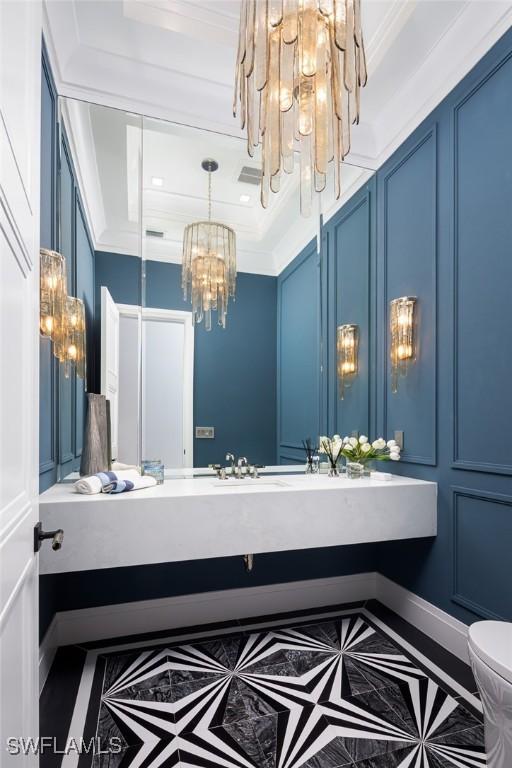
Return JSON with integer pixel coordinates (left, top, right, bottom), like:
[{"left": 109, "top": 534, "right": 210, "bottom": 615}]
[
  {"left": 0, "top": 1, "right": 41, "bottom": 763},
  {"left": 101, "top": 287, "right": 120, "bottom": 461},
  {"left": 142, "top": 309, "right": 194, "bottom": 468},
  {"left": 117, "top": 305, "right": 141, "bottom": 465}
]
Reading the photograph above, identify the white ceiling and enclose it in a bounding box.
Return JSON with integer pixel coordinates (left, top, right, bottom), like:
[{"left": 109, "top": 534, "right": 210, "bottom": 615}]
[
  {"left": 62, "top": 97, "right": 372, "bottom": 273},
  {"left": 47, "top": 0, "right": 512, "bottom": 274}
]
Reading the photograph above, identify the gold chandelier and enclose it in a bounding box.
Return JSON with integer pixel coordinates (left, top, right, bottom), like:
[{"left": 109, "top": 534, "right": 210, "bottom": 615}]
[
  {"left": 182, "top": 159, "right": 237, "bottom": 331},
  {"left": 234, "top": 0, "right": 367, "bottom": 216}
]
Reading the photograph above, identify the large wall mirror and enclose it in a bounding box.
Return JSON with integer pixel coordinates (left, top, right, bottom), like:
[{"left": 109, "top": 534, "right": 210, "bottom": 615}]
[{"left": 58, "top": 96, "right": 374, "bottom": 477}]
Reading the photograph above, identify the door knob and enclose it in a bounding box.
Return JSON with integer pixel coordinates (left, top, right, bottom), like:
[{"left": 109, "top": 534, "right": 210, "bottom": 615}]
[{"left": 34, "top": 522, "right": 64, "bottom": 552}]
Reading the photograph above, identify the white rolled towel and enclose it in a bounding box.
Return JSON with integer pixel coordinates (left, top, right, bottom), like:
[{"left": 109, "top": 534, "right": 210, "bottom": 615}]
[{"left": 74, "top": 469, "right": 157, "bottom": 495}]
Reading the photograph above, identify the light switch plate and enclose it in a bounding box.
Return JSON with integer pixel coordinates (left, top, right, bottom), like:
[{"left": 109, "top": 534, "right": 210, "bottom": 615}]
[
  {"left": 195, "top": 426, "right": 215, "bottom": 439},
  {"left": 394, "top": 430, "right": 404, "bottom": 450}
]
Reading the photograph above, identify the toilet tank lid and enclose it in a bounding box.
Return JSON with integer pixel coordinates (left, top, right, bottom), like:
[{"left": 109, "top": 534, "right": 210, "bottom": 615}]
[{"left": 469, "top": 621, "right": 512, "bottom": 684}]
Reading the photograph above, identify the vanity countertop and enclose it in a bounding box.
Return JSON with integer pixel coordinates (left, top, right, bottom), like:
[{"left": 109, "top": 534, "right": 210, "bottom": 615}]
[{"left": 39, "top": 469, "right": 437, "bottom": 574}]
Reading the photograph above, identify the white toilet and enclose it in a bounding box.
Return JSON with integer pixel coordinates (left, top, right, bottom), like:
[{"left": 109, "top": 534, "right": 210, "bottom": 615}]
[{"left": 468, "top": 621, "right": 512, "bottom": 768}]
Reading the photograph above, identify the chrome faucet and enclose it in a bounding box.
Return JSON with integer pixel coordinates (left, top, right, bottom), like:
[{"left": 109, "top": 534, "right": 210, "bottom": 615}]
[
  {"left": 237, "top": 457, "right": 248, "bottom": 478},
  {"left": 225, "top": 453, "right": 236, "bottom": 477}
]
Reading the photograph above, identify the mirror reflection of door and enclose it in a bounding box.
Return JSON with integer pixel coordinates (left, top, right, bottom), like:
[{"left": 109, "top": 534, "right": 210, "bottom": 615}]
[
  {"left": 100, "top": 287, "right": 120, "bottom": 460},
  {"left": 142, "top": 309, "right": 194, "bottom": 469},
  {"left": 101, "top": 291, "right": 194, "bottom": 470}
]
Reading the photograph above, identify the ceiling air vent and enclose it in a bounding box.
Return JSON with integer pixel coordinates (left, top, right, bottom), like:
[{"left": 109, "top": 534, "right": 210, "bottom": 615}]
[
  {"left": 237, "top": 165, "right": 261, "bottom": 186},
  {"left": 145, "top": 229, "right": 164, "bottom": 238}
]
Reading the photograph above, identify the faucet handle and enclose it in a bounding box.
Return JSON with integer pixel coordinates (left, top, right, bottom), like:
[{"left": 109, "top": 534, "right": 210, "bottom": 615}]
[{"left": 225, "top": 453, "right": 236, "bottom": 476}]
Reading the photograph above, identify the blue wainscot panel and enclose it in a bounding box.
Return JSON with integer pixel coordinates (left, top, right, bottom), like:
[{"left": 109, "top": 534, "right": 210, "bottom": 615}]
[
  {"left": 453, "top": 48, "right": 512, "bottom": 474},
  {"left": 379, "top": 127, "right": 437, "bottom": 465},
  {"left": 278, "top": 240, "right": 321, "bottom": 460},
  {"left": 326, "top": 180, "right": 375, "bottom": 439},
  {"left": 193, "top": 271, "right": 277, "bottom": 467},
  {"left": 453, "top": 488, "right": 512, "bottom": 620}
]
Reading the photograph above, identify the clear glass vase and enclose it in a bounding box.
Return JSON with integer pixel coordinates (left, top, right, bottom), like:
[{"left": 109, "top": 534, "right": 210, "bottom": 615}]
[{"left": 346, "top": 461, "right": 365, "bottom": 479}]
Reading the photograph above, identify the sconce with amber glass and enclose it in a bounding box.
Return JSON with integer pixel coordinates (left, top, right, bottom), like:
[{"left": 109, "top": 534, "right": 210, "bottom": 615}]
[
  {"left": 40, "top": 248, "right": 67, "bottom": 339},
  {"left": 337, "top": 324, "right": 359, "bottom": 400},
  {"left": 55, "top": 296, "right": 86, "bottom": 380},
  {"left": 390, "top": 296, "right": 417, "bottom": 393}
]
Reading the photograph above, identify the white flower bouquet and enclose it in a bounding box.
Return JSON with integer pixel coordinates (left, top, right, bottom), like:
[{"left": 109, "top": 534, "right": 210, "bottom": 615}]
[
  {"left": 318, "top": 434, "right": 401, "bottom": 477},
  {"left": 341, "top": 435, "right": 401, "bottom": 464}
]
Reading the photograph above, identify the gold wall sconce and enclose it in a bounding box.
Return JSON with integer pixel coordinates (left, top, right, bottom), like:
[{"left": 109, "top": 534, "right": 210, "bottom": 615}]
[
  {"left": 390, "top": 296, "right": 417, "bottom": 393},
  {"left": 40, "top": 248, "right": 86, "bottom": 380},
  {"left": 55, "top": 296, "right": 86, "bottom": 380},
  {"left": 40, "top": 248, "right": 67, "bottom": 338},
  {"left": 337, "top": 324, "right": 359, "bottom": 400}
]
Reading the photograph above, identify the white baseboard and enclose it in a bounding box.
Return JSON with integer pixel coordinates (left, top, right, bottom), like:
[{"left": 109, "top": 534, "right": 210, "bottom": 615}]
[
  {"left": 53, "top": 572, "right": 377, "bottom": 648},
  {"left": 39, "top": 571, "right": 471, "bottom": 690},
  {"left": 39, "top": 616, "right": 59, "bottom": 692},
  {"left": 376, "top": 574, "right": 471, "bottom": 663}
]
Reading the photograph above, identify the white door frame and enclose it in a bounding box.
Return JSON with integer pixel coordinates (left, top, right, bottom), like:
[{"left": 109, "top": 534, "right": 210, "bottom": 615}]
[
  {"left": 118, "top": 305, "right": 194, "bottom": 468},
  {"left": 1, "top": 0, "right": 41, "bottom": 755}
]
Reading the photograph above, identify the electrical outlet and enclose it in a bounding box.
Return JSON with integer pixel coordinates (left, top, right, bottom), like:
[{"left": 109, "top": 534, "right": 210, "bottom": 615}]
[
  {"left": 195, "top": 426, "right": 215, "bottom": 439},
  {"left": 394, "top": 430, "right": 404, "bottom": 450}
]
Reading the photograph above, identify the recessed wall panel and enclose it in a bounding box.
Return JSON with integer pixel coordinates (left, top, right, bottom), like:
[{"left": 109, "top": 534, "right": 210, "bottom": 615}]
[
  {"left": 383, "top": 130, "right": 437, "bottom": 464},
  {"left": 330, "top": 193, "right": 371, "bottom": 438},
  {"left": 454, "top": 53, "right": 512, "bottom": 473},
  {"left": 278, "top": 244, "right": 320, "bottom": 452},
  {"left": 453, "top": 488, "right": 512, "bottom": 620}
]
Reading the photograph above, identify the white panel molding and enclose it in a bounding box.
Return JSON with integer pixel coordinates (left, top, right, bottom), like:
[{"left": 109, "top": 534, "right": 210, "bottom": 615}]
[
  {"left": 371, "top": 2, "right": 512, "bottom": 168},
  {"left": 39, "top": 572, "right": 472, "bottom": 685}
]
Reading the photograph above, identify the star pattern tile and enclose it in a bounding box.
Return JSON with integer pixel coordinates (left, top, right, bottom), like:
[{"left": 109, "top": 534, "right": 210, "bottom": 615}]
[{"left": 92, "top": 615, "right": 486, "bottom": 768}]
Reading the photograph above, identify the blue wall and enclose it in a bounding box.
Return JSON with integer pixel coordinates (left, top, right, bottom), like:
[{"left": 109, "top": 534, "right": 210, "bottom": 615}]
[
  {"left": 373, "top": 29, "right": 512, "bottom": 624},
  {"left": 277, "top": 240, "right": 323, "bottom": 464},
  {"left": 277, "top": 27, "right": 512, "bottom": 624}
]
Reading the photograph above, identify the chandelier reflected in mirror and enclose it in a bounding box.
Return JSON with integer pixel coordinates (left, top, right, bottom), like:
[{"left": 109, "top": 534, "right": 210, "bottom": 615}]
[
  {"left": 234, "top": 0, "right": 367, "bottom": 216},
  {"left": 182, "top": 159, "right": 237, "bottom": 330}
]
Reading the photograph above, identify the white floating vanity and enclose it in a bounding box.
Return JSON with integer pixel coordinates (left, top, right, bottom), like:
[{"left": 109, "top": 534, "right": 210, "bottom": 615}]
[{"left": 39, "top": 469, "right": 437, "bottom": 575}]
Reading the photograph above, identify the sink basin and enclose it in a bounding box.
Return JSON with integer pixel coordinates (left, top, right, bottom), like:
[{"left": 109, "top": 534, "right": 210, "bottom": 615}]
[{"left": 209, "top": 479, "right": 290, "bottom": 489}]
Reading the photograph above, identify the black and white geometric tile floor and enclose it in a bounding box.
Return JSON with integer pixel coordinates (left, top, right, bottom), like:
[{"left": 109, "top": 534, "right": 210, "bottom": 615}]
[{"left": 69, "top": 608, "right": 487, "bottom": 768}]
